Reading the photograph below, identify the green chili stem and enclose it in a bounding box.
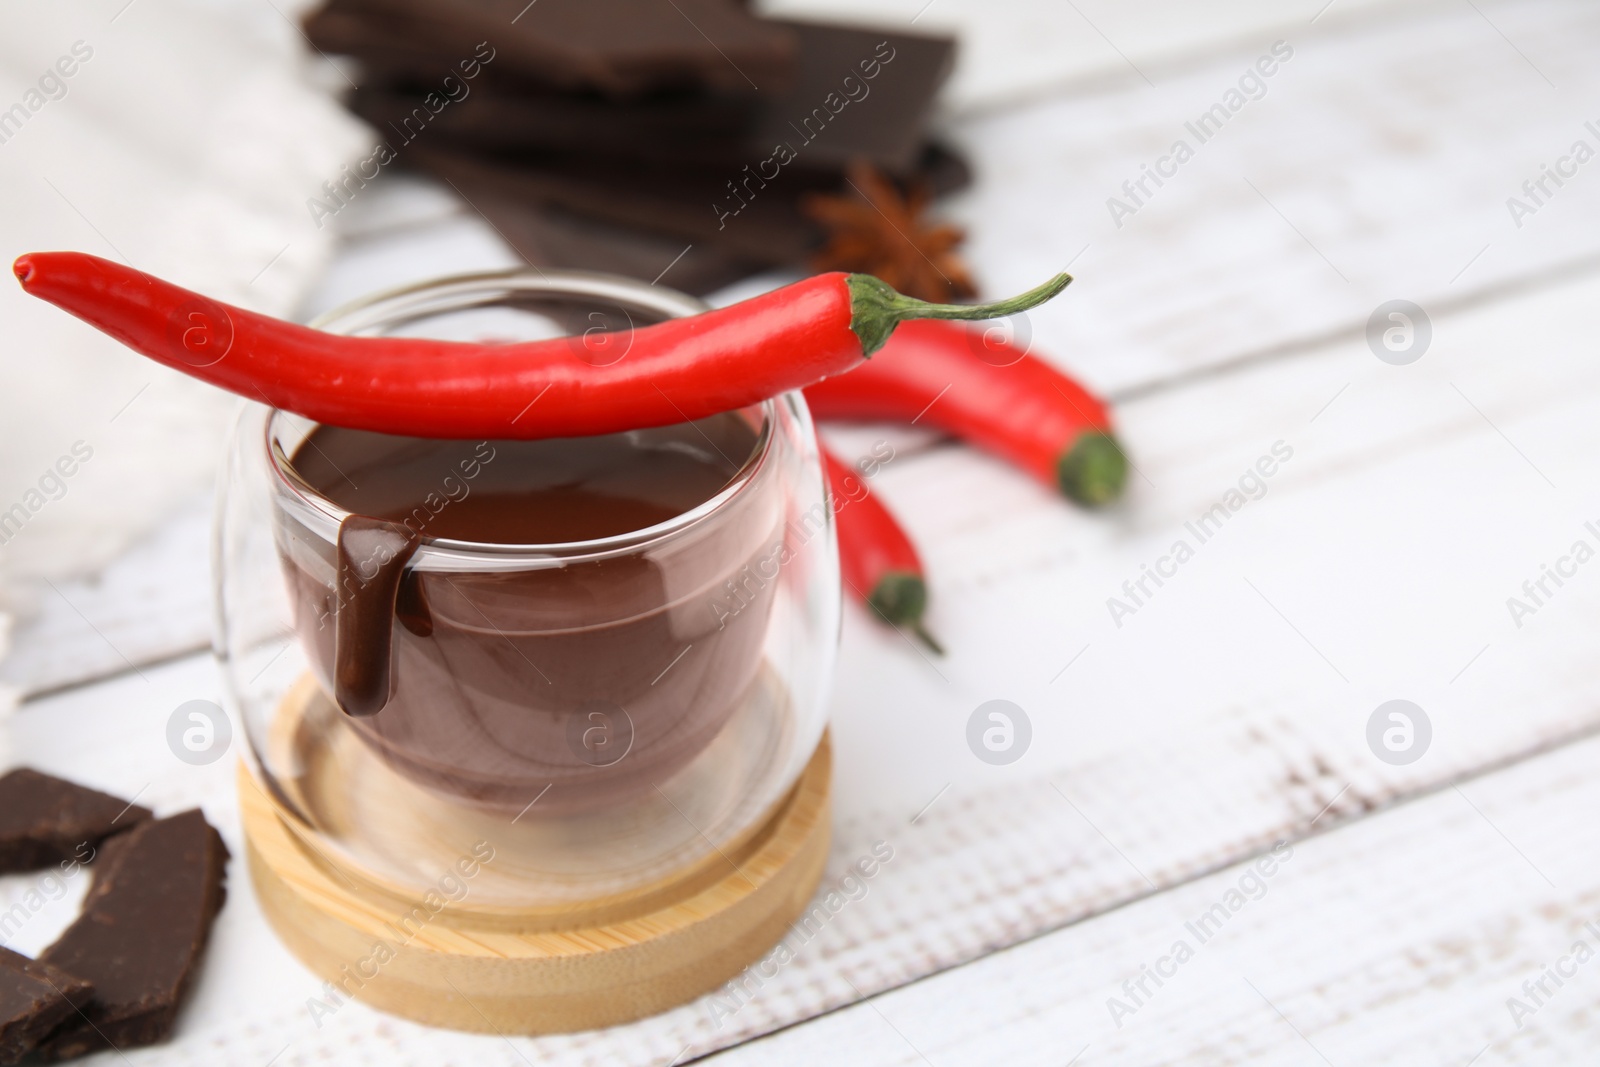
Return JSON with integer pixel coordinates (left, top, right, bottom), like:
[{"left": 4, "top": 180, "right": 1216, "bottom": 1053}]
[{"left": 847, "top": 272, "right": 1073, "bottom": 355}]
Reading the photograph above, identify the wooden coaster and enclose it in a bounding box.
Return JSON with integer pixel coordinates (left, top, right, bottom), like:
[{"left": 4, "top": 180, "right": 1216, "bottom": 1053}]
[{"left": 240, "top": 712, "right": 831, "bottom": 1033}]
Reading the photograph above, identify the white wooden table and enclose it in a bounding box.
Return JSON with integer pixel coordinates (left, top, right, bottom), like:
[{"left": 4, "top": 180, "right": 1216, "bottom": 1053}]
[{"left": 7, "top": 0, "right": 1600, "bottom": 1062}]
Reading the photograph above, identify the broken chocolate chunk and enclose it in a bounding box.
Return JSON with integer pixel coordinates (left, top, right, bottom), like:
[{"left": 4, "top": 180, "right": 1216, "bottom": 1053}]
[
  {"left": 0, "top": 769, "right": 150, "bottom": 875},
  {"left": 0, "top": 948, "right": 92, "bottom": 1066},
  {"left": 33, "top": 810, "right": 228, "bottom": 1061}
]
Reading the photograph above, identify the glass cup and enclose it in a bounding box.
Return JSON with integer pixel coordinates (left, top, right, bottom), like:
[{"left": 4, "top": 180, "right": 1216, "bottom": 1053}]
[{"left": 215, "top": 270, "right": 840, "bottom": 909}]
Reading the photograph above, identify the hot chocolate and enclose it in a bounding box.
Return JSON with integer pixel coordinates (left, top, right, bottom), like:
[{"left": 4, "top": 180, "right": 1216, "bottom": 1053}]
[{"left": 278, "top": 412, "right": 783, "bottom": 814}]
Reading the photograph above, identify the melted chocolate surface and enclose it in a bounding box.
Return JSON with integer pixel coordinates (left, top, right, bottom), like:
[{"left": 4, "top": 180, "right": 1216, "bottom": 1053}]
[{"left": 282, "top": 415, "right": 779, "bottom": 813}]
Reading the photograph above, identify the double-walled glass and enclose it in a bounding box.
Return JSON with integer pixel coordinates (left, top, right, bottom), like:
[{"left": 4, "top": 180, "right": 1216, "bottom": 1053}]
[{"left": 214, "top": 270, "right": 840, "bottom": 909}]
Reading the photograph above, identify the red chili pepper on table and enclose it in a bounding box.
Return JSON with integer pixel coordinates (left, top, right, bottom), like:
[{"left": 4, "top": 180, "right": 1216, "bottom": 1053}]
[
  {"left": 12, "top": 251, "right": 1071, "bottom": 441},
  {"left": 822, "top": 447, "right": 941, "bottom": 654},
  {"left": 804, "top": 318, "right": 1127, "bottom": 507}
]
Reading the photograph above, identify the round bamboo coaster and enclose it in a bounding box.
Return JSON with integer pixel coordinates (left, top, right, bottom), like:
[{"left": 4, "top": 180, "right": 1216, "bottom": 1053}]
[{"left": 240, "top": 698, "right": 831, "bottom": 1034}]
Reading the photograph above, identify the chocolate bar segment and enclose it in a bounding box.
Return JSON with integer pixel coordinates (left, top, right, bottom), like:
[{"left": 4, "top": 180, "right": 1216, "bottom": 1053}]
[
  {"left": 310, "top": 0, "right": 797, "bottom": 97},
  {"left": 34, "top": 810, "right": 228, "bottom": 1061},
  {"left": 345, "top": 84, "right": 761, "bottom": 159},
  {"left": 0, "top": 948, "right": 92, "bottom": 1066},
  {"left": 407, "top": 143, "right": 824, "bottom": 265},
  {"left": 740, "top": 20, "right": 956, "bottom": 175},
  {"left": 337, "top": 19, "right": 954, "bottom": 176},
  {"left": 0, "top": 769, "right": 150, "bottom": 875}
]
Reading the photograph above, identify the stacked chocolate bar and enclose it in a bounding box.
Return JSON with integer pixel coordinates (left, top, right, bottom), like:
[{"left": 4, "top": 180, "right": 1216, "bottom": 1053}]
[{"left": 302, "top": 0, "right": 964, "bottom": 294}]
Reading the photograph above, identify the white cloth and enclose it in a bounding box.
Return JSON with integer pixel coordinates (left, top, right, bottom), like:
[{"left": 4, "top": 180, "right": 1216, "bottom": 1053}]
[{"left": 0, "top": 0, "right": 367, "bottom": 702}]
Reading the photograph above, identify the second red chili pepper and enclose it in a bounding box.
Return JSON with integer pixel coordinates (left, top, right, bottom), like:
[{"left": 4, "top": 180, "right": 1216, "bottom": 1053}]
[{"left": 805, "top": 318, "right": 1127, "bottom": 507}]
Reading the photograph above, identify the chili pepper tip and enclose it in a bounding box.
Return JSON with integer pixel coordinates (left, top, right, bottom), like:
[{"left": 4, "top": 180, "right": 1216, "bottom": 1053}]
[
  {"left": 1058, "top": 431, "right": 1129, "bottom": 508},
  {"left": 867, "top": 571, "right": 943, "bottom": 654},
  {"left": 910, "top": 623, "right": 946, "bottom": 657},
  {"left": 867, "top": 571, "right": 926, "bottom": 625},
  {"left": 12, "top": 255, "right": 34, "bottom": 285}
]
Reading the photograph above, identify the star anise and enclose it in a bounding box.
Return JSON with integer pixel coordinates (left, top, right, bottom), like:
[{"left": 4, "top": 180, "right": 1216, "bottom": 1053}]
[{"left": 803, "top": 161, "right": 977, "bottom": 303}]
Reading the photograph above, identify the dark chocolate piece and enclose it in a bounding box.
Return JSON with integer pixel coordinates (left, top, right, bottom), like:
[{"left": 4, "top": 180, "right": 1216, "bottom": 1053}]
[
  {"left": 34, "top": 811, "right": 228, "bottom": 1061},
  {"left": 332, "top": 19, "right": 953, "bottom": 176},
  {"left": 308, "top": 6, "right": 769, "bottom": 113},
  {"left": 0, "top": 948, "right": 92, "bottom": 1066},
  {"left": 345, "top": 84, "right": 760, "bottom": 160},
  {"left": 0, "top": 769, "right": 150, "bottom": 875},
  {"left": 408, "top": 143, "right": 823, "bottom": 265},
  {"left": 303, "top": 5, "right": 472, "bottom": 84},
  {"left": 308, "top": 0, "right": 797, "bottom": 97},
  {"left": 740, "top": 20, "right": 956, "bottom": 175}
]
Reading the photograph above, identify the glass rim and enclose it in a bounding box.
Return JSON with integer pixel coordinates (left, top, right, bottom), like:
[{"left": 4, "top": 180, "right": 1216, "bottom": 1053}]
[{"left": 261, "top": 267, "right": 780, "bottom": 563}]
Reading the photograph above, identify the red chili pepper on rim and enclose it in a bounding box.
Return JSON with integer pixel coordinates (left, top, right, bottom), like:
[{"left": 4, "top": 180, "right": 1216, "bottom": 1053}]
[
  {"left": 823, "top": 447, "right": 941, "bottom": 654},
  {"left": 804, "top": 319, "right": 1127, "bottom": 506},
  {"left": 13, "top": 251, "right": 1071, "bottom": 440}
]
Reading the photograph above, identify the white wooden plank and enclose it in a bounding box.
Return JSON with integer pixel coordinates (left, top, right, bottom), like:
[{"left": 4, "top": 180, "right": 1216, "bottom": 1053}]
[
  {"left": 0, "top": 491, "right": 213, "bottom": 697},
  {"left": 946, "top": 0, "right": 1600, "bottom": 397},
  {"left": 760, "top": 0, "right": 1404, "bottom": 113},
  {"left": 706, "top": 730, "right": 1600, "bottom": 1066}
]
